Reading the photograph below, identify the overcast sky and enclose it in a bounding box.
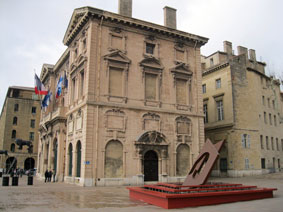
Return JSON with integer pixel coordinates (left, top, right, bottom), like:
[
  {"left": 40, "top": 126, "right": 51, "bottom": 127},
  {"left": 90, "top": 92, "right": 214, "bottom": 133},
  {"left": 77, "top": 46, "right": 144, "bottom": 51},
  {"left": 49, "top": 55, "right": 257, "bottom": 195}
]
[{"left": 0, "top": 0, "right": 282, "bottom": 110}]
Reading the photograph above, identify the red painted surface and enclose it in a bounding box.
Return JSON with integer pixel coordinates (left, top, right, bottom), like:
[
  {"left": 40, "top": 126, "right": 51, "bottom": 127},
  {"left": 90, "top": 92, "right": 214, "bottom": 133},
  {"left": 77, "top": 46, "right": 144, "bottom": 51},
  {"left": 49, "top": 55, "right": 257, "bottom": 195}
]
[{"left": 127, "top": 183, "right": 277, "bottom": 209}]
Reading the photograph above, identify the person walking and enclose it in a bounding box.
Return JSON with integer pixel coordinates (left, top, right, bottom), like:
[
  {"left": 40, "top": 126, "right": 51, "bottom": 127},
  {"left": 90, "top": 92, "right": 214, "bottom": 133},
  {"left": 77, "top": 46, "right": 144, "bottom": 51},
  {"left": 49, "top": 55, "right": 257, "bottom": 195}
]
[
  {"left": 44, "top": 170, "right": 48, "bottom": 183},
  {"left": 48, "top": 170, "right": 53, "bottom": 182}
]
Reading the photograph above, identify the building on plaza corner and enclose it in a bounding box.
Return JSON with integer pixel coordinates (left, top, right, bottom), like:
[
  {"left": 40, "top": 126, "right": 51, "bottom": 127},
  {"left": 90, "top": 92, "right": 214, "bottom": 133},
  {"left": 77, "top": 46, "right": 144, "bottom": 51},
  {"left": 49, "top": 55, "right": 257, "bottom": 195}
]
[
  {"left": 201, "top": 41, "right": 283, "bottom": 177},
  {"left": 0, "top": 86, "right": 41, "bottom": 173},
  {"left": 37, "top": 0, "right": 208, "bottom": 186}
]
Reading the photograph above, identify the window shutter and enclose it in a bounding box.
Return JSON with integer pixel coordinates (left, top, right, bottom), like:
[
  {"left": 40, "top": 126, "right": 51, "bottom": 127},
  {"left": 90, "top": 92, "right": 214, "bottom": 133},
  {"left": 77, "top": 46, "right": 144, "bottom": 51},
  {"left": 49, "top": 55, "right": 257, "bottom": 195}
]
[{"left": 247, "top": 134, "right": 251, "bottom": 148}]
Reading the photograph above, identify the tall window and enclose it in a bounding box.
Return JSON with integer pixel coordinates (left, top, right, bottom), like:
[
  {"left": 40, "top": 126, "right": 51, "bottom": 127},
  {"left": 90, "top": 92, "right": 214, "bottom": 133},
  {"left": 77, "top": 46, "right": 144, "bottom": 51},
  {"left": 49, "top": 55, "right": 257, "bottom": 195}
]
[
  {"left": 274, "top": 115, "right": 277, "bottom": 126},
  {"left": 216, "top": 78, "right": 221, "bottom": 89},
  {"left": 266, "top": 136, "right": 269, "bottom": 150},
  {"left": 14, "top": 104, "right": 19, "bottom": 112},
  {"left": 260, "top": 135, "right": 264, "bottom": 149},
  {"left": 80, "top": 71, "right": 84, "bottom": 98},
  {"left": 109, "top": 67, "right": 123, "bottom": 97},
  {"left": 202, "top": 84, "right": 206, "bottom": 94},
  {"left": 12, "top": 130, "right": 16, "bottom": 139},
  {"left": 10, "top": 143, "right": 15, "bottom": 152},
  {"left": 261, "top": 158, "right": 266, "bottom": 169},
  {"left": 31, "top": 107, "right": 36, "bottom": 114},
  {"left": 269, "top": 113, "right": 272, "bottom": 125},
  {"left": 264, "top": 112, "right": 267, "bottom": 124},
  {"left": 262, "top": 96, "right": 265, "bottom": 105},
  {"left": 282, "top": 139, "right": 283, "bottom": 151},
  {"left": 145, "top": 73, "right": 157, "bottom": 100},
  {"left": 72, "top": 78, "right": 76, "bottom": 101},
  {"left": 271, "top": 137, "right": 274, "bottom": 150},
  {"left": 216, "top": 100, "right": 224, "bottom": 121},
  {"left": 203, "top": 104, "right": 208, "bottom": 123},
  {"left": 13, "top": 117, "right": 17, "bottom": 125},
  {"left": 30, "top": 120, "right": 35, "bottom": 128},
  {"left": 267, "top": 98, "right": 270, "bottom": 108},
  {"left": 245, "top": 158, "right": 249, "bottom": 169},
  {"left": 276, "top": 138, "right": 279, "bottom": 151},
  {"left": 146, "top": 43, "right": 155, "bottom": 54},
  {"left": 242, "top": 134, "right": 250, "bottom": 148},
  {"left": 272, "top": 100, "right": 275, "bottom": 109},
  {"left": 176, "top": 79, "right": 187, "bottom": 105},
  {"left": 29, "top": 132, "right": 34, "bottom": 141},
  {"left": 210, "top": 58, "right": 214, "bottom": 66}
]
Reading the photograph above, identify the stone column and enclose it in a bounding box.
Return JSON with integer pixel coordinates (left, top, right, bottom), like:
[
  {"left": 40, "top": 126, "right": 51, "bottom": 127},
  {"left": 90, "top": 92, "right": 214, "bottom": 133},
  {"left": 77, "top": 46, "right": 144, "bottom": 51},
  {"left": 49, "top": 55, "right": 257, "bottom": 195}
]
[
  {"left": 56, "top": 131, "right": 65, "bottom": 181},
  {"left": 123, "top": 151, "right": 127, "bottom": 177},
  {"left": 47, "top": 138, "right": 52, "bottom": 170},
  {"left": 161, "top": 149, "right": 168, "bottom": 182}
]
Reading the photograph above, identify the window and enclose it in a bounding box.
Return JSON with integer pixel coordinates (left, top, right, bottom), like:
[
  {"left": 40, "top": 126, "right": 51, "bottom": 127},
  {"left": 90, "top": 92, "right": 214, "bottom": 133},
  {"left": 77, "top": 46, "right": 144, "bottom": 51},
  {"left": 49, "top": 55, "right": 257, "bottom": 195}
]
[
  {"left": 31, "top": 107, "right": 36, "bottom": 114},
  {"left": 145, "top": 73, "right": 157, "bottom": 100},
  {"left": 262, "top": 96, "right": 265, "bottom": 105},
  {"left": 274, "top": 115, "right": 277, "bottom": 126},
  {"left": 242, "top": 134, "right": 250, "bottom": 148},
  {"left": 12, "top": 89, "right": 19, "bottom": 97},
  {"left": 14, "top": 104, "right": 19, "bottom": 112},
  {"left": 267, "top": 98, "right": 270, "bottom": 108},
  {"left": 260, "top": 135, "right": 264, "bottom": 149},
  {"left": 271, "top": 137, "right": 274, "bottom": 150},
  {"left": 276, "top": 138, "right": 279, "bottom": 151},
  {"left": 210, "top": 58, "right": 214, "bottom": 66},
  {"left": 261, "top": 158, "right": 266, "bottom": 169},
  {"left": 30, "top": 120, "right": 35, "bottom": 128},
  {"left": 10, "top": 144, "right": 15, "bottom": 152},
  {"left": 83, "top": 39, "right": 86, "bottom": 49},
  {"left": 109, "top": 67, "right": 123, "bottom": 97},
  {"left": 282, "top": 139, "right": 283, "bottom": 151},
  {"left": 176, "top": 79, "right": 187, "bottom": 105},
  {"left": 13, "top": 117, "right": 17, "bottom": 125},
  {"left": 146, "top": 43, "right": 155, "bottom": 54},
  {"left": 245, "top": 158, "right": 249, "bottom": 169},
  {"left": 29, "top": 132, "right": 34, "bottom": 141},
  {"left": 216, "top": 79, "right": 221, "bottom": 89},
  {"left": 202, "top": 84, "right": 206, "bottom": 94},
  {"left": 269, "top": 113, "right": 272, "bottom": 125},
  {"left": 272, "top": 100, "right": 275, "bottom": 109},
  {"left": 72, "top": 78, "right": 76, "bottom": 101},
  {"left": 264, "top": 112, "right": 267, "bottom": 124},
  {"left": 266, "top": 136, "right": 269, "bottom": 150},
  {"left": 80, "top": 71, "right": 84, "bottom": 98},
  {"left": 12, "top": 130, "right": 16, "bottom": 139},
  {"left": 216, "top": 100, "right": 224, "bottom": 121},
  {"left": 203, "top": 104, "right": 208, "bottom": 123}
]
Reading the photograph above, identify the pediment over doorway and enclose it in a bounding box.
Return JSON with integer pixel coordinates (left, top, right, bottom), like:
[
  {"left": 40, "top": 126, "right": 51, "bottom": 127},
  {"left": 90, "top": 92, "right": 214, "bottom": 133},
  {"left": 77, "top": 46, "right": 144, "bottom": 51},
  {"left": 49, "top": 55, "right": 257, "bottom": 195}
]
[{"left": 136, "top": 131, "right": 167, "bottom": 144}]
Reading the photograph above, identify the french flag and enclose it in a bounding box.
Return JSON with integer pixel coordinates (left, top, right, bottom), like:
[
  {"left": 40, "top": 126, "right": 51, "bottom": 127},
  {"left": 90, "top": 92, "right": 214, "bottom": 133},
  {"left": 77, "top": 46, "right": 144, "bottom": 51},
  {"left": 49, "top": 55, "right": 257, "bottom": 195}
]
[
  {"left": 34, "top": 74, "right": 48, "bottom": 95},
  {"left": 55, "top": 76, "right": 63, "bottom": 99}
]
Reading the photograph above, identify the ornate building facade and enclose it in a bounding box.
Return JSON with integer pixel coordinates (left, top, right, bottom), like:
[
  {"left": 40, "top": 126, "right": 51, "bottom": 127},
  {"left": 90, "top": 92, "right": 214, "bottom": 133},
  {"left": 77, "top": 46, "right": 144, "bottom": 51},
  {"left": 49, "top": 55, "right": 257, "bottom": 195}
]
[
  {"left": 38, "top": 0, "right": 208, "bottom": 186},
  {"left": 202, "top": 41, "right": 283, "bottom": 177},
  {"left": 0, "top": 86, "right": 40, "bottom": 172}
]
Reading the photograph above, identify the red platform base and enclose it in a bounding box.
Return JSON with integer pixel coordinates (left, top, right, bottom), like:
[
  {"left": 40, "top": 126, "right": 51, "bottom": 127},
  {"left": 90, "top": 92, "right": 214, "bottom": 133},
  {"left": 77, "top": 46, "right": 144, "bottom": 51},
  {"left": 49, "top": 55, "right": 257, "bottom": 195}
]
[{"left": 127, "top": 183, "right": 277, "bottom": 209}]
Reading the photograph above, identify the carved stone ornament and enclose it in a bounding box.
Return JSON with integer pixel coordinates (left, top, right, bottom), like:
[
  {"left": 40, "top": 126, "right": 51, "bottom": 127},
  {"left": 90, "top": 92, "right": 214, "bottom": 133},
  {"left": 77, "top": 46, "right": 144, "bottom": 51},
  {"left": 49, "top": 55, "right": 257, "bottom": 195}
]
[{"left": 137, "top": 131, "right": 166, "bottom": 144}]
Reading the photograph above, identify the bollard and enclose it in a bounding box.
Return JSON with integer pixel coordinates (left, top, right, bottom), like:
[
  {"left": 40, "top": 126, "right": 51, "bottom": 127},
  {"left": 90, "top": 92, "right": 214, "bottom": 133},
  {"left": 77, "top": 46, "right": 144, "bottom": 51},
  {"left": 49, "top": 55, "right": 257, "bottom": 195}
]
[
  {"left": 12, "top": 176, "right": 19, "bottom": 186},
  {"left": 2, "top": 176, "right": 9, "bottom": 186},
  {"left": 27, "top": 176, "right": 33, "bottom": 185}
]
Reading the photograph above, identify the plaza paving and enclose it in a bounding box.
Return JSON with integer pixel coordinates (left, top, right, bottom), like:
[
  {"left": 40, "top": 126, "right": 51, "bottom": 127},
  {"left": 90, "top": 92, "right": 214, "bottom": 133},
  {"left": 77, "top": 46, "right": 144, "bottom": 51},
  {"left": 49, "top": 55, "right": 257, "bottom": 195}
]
[{"left": 0, "top": 173, "right": 283, "bottom": 212}]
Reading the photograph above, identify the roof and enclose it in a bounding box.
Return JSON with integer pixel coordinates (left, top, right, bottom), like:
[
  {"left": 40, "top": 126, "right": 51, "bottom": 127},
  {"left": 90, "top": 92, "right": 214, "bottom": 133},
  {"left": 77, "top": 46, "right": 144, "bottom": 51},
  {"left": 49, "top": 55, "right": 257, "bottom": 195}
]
[{"left": 63, "top": 6, "right": 209, "bottom": 46}]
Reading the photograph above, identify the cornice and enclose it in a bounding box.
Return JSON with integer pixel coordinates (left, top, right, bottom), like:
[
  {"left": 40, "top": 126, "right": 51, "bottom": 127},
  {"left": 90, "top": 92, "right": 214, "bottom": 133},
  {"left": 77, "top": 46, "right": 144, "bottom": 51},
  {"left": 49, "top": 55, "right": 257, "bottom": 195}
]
[{"left": 202, "top": 62, "right": 229, "bottom": 76}]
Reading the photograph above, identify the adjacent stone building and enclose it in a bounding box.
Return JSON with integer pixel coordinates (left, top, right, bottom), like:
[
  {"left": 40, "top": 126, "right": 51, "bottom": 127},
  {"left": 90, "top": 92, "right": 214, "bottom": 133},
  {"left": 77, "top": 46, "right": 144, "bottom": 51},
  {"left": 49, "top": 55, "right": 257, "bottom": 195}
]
[
  {"left": 0, "top": 86, "right": 41, "bottom": 172},
  {"left": 37, "top": 0, "right": 208, "bottom": 186},
  {"left": 201, "top": 41, "right": 283, "bottom": 177}
]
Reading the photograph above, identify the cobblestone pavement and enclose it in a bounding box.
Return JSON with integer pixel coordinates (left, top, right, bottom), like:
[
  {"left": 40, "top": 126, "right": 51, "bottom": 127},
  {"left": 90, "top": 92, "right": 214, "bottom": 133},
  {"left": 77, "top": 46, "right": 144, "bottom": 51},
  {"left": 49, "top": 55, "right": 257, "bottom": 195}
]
[{"left": 0, "top": 173, "right": 283, "bottom": 212}]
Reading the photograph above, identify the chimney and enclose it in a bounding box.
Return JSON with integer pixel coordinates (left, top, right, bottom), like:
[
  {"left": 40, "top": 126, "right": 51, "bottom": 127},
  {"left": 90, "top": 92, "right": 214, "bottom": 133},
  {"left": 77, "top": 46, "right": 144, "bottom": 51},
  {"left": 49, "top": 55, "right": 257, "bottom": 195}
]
[
  {"left": 223, "top": 41, "right": 233, "bottom": 55},
  {"left": 249, "top": 49, "right": 256, "bottom": 61},
  {"left": 237, "top": 46, "right": 248, "bottom": 60},
  {"left": 163, "top": 6, "right": 177, "bottom": 29},
  {"left": 118, "top": 0, "right": 132, "bottom": 17}
]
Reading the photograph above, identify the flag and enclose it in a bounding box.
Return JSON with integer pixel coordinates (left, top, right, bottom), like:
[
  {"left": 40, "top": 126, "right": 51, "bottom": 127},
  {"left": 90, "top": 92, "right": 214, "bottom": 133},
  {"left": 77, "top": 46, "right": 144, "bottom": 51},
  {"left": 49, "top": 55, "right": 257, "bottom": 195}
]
[
  {"left": 41, "top": 91, "right": 52, "bottom": 110},
  {"left": 63, "top": 72, "right": 68, "bottom": 89},
  {"left": 34, "top": 73, "right": 48, "bottom": 95},
  {"left": 55, "top": 76, "right": 63, "bottom": 98}
]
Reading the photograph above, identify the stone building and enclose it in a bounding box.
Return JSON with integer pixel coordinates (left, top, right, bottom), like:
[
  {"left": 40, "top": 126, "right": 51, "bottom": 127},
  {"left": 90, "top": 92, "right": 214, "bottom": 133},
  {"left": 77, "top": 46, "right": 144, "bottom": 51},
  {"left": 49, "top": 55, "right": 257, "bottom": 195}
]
[
  {"left": 0, "top": 86, "right": 41, "bottom": 172},
  {"left": 37, "top": 0, "right": 208, "bottom": 186},
  {"left": 201, "top": 41, "right": 283, "bottom": 177}
]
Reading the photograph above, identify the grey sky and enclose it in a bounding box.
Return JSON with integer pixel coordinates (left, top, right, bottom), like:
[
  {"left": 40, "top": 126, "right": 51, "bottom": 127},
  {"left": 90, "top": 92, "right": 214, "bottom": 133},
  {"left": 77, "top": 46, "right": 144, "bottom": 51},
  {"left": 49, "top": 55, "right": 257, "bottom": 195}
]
[{"left": 0, "top": 0, "right": 282, "bottom": 110}]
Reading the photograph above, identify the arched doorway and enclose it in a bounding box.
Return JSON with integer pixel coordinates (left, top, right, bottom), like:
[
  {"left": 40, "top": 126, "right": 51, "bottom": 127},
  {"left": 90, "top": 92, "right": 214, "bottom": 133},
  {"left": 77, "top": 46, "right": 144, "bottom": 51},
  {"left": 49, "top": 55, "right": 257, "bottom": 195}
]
[
  {"left": 68, "top": 143, "right": 73, "bottom": 176},
  {"left": 144, "top": 150, "right": 158, "bottom": 181},
  {"left": 24, "top": 158, "right": 35, "bottom": 170},
  {"left": 53, "top": 140, "right": 58, "bottom": 174},
  {"left": 6, "top": 157, "right": 17, "bottom": 173},
  {"left": 76, "top": 141, "right": 81, "bottom": 177}
]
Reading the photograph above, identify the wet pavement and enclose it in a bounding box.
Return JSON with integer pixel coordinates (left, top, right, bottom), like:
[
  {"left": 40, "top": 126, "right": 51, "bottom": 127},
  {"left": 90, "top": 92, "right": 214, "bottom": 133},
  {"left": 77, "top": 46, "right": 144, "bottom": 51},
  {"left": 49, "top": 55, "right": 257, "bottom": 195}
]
[{"left": 0, "top": 173, "right": 283, "bottom": 212}]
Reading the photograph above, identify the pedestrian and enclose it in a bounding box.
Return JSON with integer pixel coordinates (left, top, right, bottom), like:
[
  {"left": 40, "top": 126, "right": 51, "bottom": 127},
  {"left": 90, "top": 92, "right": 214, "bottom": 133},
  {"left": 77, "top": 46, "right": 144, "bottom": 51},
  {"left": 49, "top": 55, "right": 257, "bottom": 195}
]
[
  {"left": 48, "top": 170, "right": 53, "bottom": 182},
  {"left": 45, "top": 169, "right": 48, "bottom": 183}
]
